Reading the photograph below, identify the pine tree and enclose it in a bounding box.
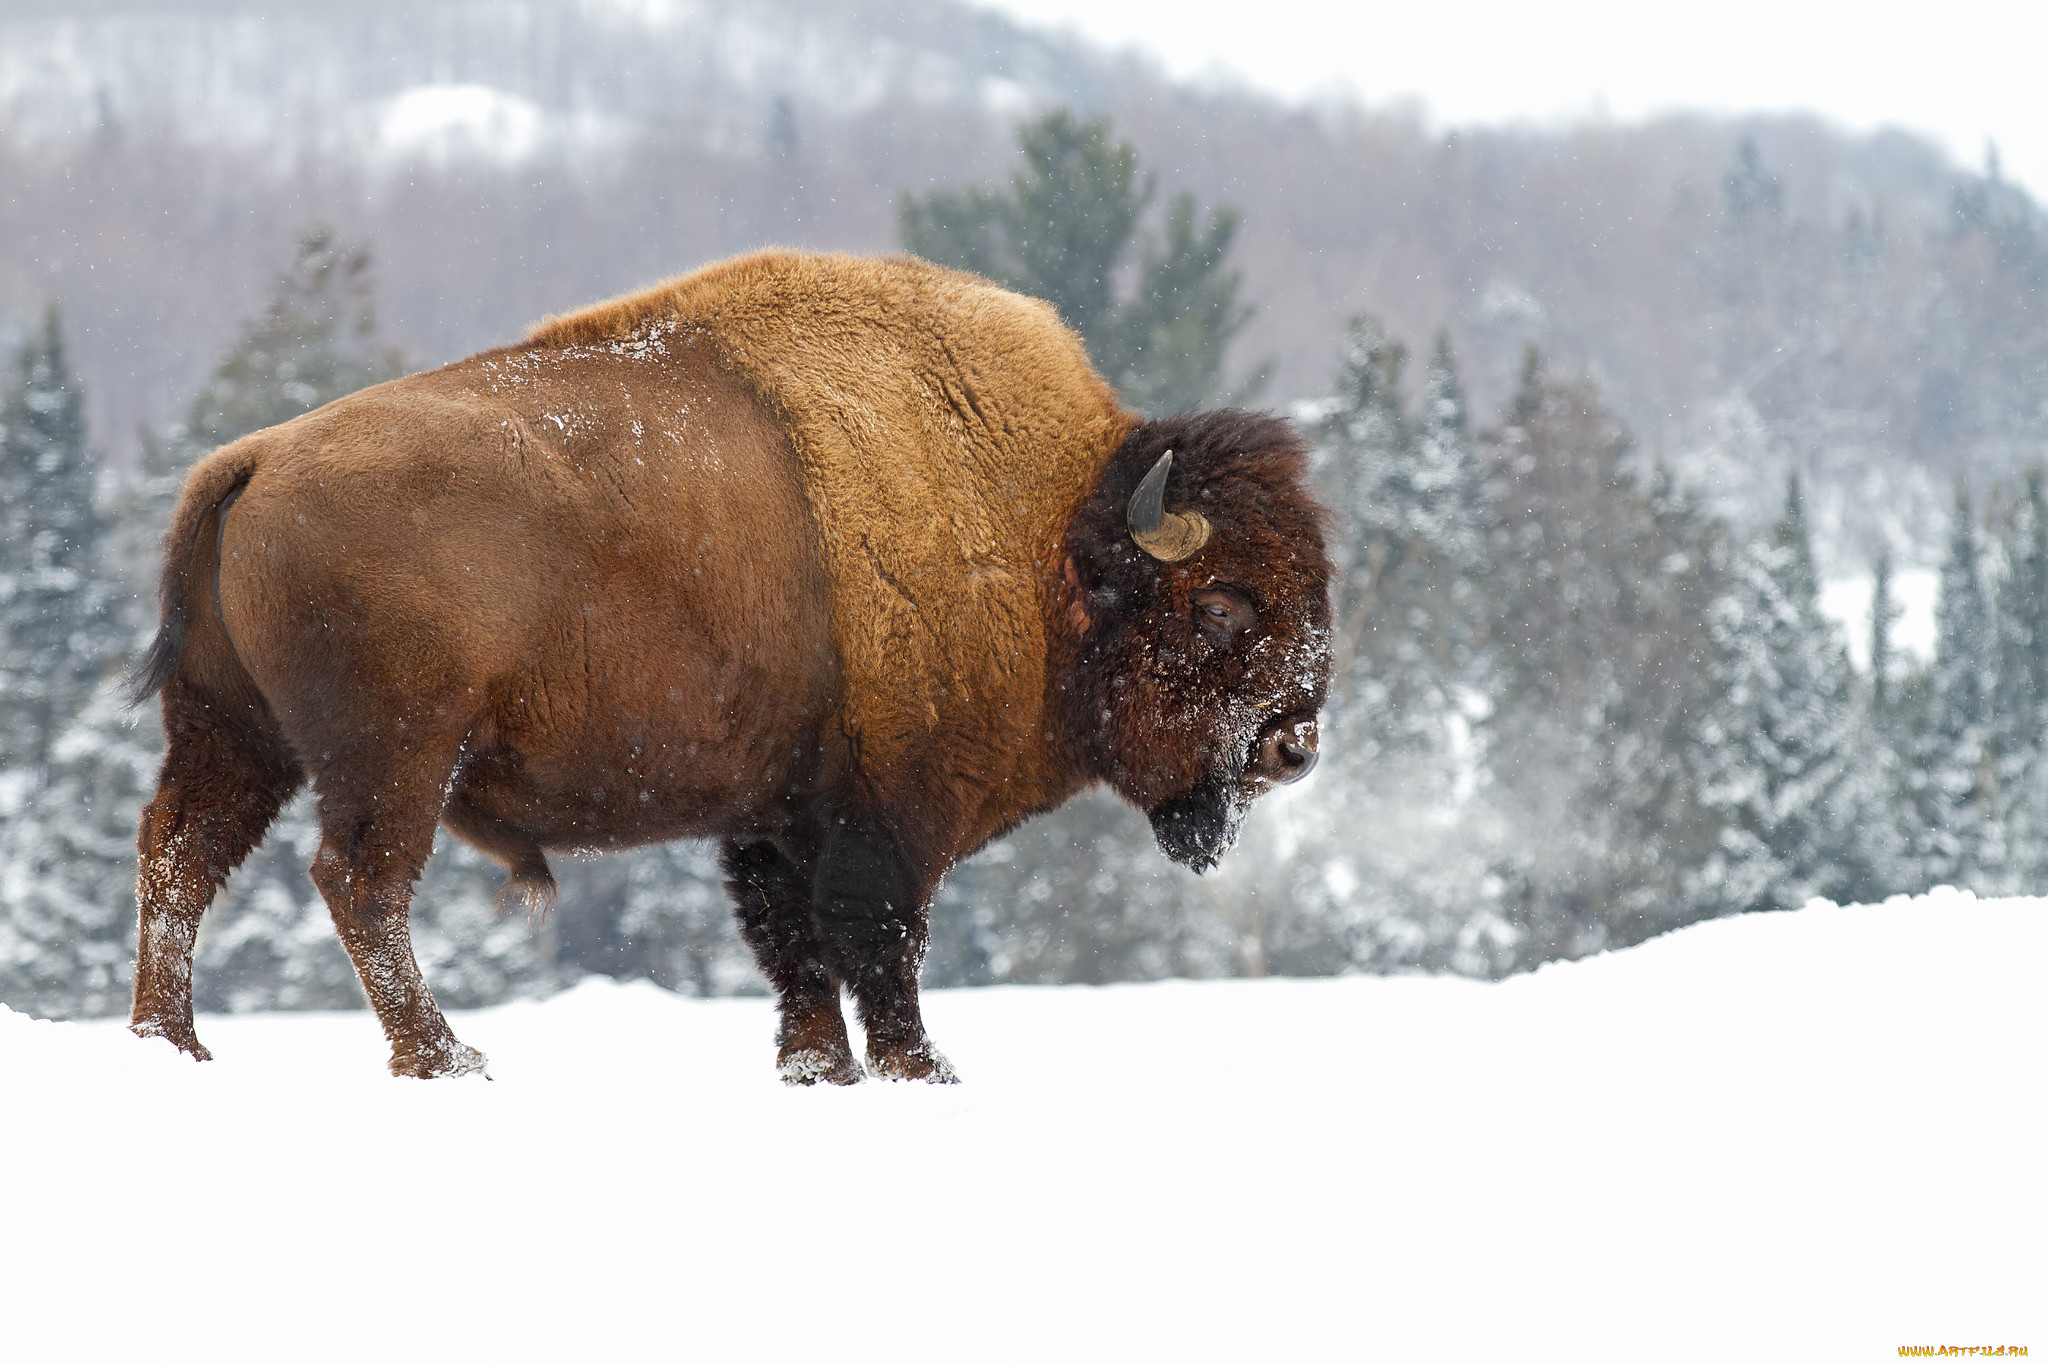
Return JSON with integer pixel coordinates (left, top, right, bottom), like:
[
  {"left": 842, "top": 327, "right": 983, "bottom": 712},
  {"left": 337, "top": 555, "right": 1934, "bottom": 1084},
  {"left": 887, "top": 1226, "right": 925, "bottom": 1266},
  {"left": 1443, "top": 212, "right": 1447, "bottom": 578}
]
[
  {"left": 1691, "top": 473, "right": 1888, "bottom": 913},
  {"left": 1310, "top": 320, "right": 1490, "bottom": 760},
  {"left": 116, "top": 226, "right": 408, "bottom": 584},
  {"left": 1105, "top": 194, "right": 1258, "bottom": 415},
  {"left": 1913, "top": 479, "right": 1994, "bottom": 886},
  {"left": 0, "top": 308, "right": 124, "bottom": 768},
  {"left": 900, "top": 110, "right": 1256, "bottom": 414},
  {"left": 1857, "top": 544, "right": 1922, "bottom": 897},
  {"left": 1270, "top": 322, "right": 1508, "bottom": 975},
  {"left": 1316, "top": 316, "right": 1409, "bottom": 714},
  {"left": 0, "top": 308, "right": 140, "bottom": 1016},
  {"left": 1980, "top": 468, "right": 2048, "bottom": 891},
  {"left": 614, "top": 841, "right": 756, "bottom": 998},
  {"left": 1870, "top": 547, "right": 1900, "bottom": 714},
  {"left": 1482, "top": 348, "right": 1726, "bottom": 960},
  {"left": 1723, "top": 137, "right": 1784, "bottom": 221},
  {"left": 1990, "top": 469, "right": 2048, "bottom": 754},
  {"left": 1403, "top": 332, "right": 1490, "bottom": 691},
  {"left": 903, "top": 111, "right": 1140, "bottom": 346},
  {"left": 2, "top": 680, "right": 168, "bottom": 1016},
  {"left": 184, "top": 224, "right": 405, "bottom": 450}
]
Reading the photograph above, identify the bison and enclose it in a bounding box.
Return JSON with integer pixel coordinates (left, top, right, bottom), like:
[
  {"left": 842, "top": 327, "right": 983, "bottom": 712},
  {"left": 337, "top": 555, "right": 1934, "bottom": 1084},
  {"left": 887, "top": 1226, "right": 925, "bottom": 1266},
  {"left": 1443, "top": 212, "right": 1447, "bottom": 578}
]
[{"left": 126, "top": 250, "right": 1331, "bottom": 1082}]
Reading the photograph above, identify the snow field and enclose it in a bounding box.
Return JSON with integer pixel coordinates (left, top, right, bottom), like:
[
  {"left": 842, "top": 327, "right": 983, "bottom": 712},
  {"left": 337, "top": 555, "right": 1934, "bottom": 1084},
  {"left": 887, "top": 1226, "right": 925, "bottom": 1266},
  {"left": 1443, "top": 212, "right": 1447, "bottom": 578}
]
[{"left": 2, "top": 889, "right": 2041, "bottom": 1362}]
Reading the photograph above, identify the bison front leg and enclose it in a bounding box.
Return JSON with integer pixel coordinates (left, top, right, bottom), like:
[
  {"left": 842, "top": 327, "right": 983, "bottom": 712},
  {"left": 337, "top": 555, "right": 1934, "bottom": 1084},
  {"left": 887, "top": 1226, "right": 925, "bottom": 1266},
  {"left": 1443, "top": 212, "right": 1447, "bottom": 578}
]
[
  {"left": 814, "top": 818, "right": 957, "bottom": 1084},
  {"left": 308, "top": 770, "right": 485, "bottom": 1080},
  {"left": 722, "top": 838, "right": 863, "bottom": 1085}
]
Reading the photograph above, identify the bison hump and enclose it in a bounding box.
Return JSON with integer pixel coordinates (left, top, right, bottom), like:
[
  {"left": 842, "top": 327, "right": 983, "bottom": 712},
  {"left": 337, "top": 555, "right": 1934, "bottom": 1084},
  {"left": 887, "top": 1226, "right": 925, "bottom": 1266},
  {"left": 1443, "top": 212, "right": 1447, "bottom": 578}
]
[{"left": 540, "top": 251, "right": 1132, "bottom": 834}]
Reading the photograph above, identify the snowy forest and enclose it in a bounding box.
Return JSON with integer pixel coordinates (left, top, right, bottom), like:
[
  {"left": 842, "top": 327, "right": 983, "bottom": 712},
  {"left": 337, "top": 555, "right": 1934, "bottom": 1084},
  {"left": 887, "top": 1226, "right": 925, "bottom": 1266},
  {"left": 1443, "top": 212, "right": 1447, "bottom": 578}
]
[{"left": 6, "top": 0, "right": 2048, "bottom": 1018}]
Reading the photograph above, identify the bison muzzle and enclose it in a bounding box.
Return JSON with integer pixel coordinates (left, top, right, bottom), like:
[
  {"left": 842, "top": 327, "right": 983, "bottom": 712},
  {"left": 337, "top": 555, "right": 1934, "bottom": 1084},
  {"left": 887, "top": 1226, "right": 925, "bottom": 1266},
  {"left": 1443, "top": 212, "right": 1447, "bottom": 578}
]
[{"left": 125, "top": 251, "right": 1331, "bottom": 1083}]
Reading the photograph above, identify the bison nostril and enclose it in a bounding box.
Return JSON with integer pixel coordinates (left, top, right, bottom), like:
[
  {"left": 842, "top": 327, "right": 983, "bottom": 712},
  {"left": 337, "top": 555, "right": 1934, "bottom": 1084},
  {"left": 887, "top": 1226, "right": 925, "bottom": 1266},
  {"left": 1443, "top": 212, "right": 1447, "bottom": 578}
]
[
  {"left": 1277, "top": 740, "right": 1317, "bottom": 783},
  {"left": 1253, "top": 726, "right": 1319, "bottom": 784}
]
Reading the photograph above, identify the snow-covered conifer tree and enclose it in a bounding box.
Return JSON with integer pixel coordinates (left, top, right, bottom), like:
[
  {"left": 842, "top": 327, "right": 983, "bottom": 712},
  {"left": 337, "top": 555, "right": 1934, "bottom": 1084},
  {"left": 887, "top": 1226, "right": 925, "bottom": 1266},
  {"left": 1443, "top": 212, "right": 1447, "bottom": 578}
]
[
  {"left": 0, "top": 681, "right": 163, "bottom": 1015},
  {"left": 1691, "top": 473, "right": 1888, "bottom": 913},
  {"left": 1855, "top": 545, "right": 1921, "bottom": 896},
  {"left": 1309, "top": 324, "right": 1490, "bottom": 750},
  {"left": 1260, "top": 321, "right": 1509, "bottom": 976},
  {"left": 1870, "top": 548, "right": 1901, "bottom": 715},
  {"left": 1910, "top": 481, "right": 1994, "bottom": 887},
  {"left": 1483, "top": 349, "right": 1725, "bottom": 961},
  {"left": 1990, "top": 470, "right": 2048, "bottom": 741},
  {"left": 0, "top": 309, "right": 124, "bottom": 766},
  {"left": 0, "top": 309, "right": 144, "bottom": 1016},
  {"left": 614, "top": 841, "right": 765, "bottom": 997},
  {"left": 1980, "top": 469, "right": 2048, "bottom": 891}
]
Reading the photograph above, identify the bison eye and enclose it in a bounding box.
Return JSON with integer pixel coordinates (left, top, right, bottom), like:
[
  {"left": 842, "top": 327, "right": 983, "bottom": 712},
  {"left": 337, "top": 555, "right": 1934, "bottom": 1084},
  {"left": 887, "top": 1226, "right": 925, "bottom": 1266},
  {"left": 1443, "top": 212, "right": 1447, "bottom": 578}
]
[{"left": 1192, "top": 586, "right": 1256, "bottom": 646}]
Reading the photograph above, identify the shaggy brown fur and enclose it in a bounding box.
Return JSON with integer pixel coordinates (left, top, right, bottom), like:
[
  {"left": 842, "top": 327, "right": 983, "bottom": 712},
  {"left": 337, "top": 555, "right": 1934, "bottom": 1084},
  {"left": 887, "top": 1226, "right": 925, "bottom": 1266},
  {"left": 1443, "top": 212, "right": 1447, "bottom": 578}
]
[
  {"left": 530, "top": 252, "right": 1135, "bottom": 873},
  {"left": 127, "top": 250, "right": 1330, "bottom": 1084}
]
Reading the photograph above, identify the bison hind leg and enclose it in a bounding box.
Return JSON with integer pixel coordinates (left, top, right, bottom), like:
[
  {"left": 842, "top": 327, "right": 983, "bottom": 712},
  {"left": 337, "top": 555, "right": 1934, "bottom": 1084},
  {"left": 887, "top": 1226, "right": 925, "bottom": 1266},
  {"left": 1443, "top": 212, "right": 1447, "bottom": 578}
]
[
  {"left": 306, "top": 741, "right": 491, "bottom": 1080},
  {"left": 132, "top": 684, "right": 304, "bottom": 1061}
]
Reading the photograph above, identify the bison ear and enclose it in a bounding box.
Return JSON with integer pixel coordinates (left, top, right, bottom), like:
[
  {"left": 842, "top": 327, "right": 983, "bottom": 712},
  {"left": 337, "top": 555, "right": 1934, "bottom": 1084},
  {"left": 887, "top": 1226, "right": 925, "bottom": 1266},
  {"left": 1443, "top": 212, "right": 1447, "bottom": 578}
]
[{"left": 1128, "top": 451, "right": 1212, "bottom": 562}]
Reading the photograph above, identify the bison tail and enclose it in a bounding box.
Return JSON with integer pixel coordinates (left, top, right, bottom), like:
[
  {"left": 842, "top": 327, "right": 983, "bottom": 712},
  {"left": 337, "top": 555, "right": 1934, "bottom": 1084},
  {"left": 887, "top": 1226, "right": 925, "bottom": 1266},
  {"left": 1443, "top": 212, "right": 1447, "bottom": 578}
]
[{"left": 125, "top": 447, "right": 259, "bottom": 709}]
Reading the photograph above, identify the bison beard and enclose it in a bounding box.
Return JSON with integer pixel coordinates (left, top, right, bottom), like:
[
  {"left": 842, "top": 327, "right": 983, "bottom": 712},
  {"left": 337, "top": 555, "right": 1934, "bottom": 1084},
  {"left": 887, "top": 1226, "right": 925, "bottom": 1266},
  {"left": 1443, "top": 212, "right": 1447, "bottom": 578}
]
[
  {"left": 1148, "top": 765, "right": 1252, "bottom": 873},
  {"left": 122, "top": 251, "right": 1331, "bottom": 1084}
]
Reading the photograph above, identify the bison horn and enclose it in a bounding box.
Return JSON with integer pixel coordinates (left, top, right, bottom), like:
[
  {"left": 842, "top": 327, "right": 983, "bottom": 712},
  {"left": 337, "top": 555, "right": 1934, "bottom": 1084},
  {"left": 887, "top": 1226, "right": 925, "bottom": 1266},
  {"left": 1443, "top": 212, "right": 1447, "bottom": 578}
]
[{"left": 1127, "top": 451, "right": 1212, "bottom": 562}]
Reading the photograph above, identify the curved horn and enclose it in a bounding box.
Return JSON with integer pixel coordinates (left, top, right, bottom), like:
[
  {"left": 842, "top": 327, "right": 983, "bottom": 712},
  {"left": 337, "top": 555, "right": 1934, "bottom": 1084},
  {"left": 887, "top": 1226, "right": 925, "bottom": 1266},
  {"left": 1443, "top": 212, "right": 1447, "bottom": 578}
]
[{"left": 1127, "top": 451, "right": 1213, "bottom": 562}]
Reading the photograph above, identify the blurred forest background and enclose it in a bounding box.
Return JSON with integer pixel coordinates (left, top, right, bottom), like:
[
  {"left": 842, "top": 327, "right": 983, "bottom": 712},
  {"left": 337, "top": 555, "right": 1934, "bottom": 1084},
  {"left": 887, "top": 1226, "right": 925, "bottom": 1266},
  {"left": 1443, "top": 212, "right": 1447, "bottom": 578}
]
[{"left": 4, "top": 0, "right": 2046, "bottom": 1016}]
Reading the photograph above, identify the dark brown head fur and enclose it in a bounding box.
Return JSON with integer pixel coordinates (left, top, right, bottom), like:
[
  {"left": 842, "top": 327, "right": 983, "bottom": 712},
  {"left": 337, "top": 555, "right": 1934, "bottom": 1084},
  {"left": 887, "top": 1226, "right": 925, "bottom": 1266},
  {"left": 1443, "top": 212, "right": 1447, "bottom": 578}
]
[{"left": 1058, "top": 410, "right": 1333, "bottom": 870}]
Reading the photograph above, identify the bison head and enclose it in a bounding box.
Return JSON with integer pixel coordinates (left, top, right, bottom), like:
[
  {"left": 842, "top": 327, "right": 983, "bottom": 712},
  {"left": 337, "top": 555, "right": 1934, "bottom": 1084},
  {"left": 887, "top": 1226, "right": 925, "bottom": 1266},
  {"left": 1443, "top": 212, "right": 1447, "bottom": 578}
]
[{"left": 1061, "top": 410, "right": 1332, "bottom": 871}]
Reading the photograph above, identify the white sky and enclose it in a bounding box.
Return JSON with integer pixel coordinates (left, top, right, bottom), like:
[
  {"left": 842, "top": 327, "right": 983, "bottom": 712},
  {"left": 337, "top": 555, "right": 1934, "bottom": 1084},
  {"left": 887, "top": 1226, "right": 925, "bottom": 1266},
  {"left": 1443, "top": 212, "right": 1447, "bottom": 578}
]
[
  {"left": 1819, "top": 569, "right": 1937, "bottom": 670},
  {"left": 976, "top": 0, "right": 2046, "bottom": 197}
]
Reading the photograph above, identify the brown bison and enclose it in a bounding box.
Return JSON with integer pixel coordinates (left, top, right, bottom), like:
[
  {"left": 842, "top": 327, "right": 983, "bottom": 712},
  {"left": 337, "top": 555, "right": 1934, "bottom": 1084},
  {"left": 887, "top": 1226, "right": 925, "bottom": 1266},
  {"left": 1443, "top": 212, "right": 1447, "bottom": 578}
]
[{"left": 127, "top": 250, "right": 1330, "bottom": 1082}]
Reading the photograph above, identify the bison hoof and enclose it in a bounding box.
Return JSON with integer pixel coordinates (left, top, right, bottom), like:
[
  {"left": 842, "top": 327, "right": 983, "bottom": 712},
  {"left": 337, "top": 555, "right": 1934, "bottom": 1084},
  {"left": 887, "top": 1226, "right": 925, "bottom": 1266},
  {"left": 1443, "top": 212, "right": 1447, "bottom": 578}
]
[
  {"left": 778, "top": 1045, "right": 865, "bottom": 1086},
  {"left": 389, "top": 1039, "right": 490, "bottom": 1080},
  {"left": 130, "top": 1019, "right": 212, "bottom": 1062},
  {"left": 867, "top": 1045, "right": 960, "bottom": 1084}
]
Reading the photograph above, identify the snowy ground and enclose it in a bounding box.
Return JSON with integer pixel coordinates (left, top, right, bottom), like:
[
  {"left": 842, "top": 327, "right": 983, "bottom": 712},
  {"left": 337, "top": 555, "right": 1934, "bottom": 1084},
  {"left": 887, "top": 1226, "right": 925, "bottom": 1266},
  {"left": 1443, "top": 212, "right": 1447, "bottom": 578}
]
[{"left": 3, "top": 890, "right": 2041, "bottom": 1363}]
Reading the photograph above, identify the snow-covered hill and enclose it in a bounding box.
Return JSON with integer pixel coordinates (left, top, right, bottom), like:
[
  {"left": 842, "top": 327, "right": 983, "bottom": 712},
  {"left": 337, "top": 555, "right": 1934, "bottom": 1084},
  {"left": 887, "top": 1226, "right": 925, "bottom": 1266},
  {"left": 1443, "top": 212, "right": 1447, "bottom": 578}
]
[
  {"left": 0, "top": 0, "right": 1107, "bottom": 162},
  {"left": 2, "top": 889, "right": 2040, "bottom": 1361}
]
